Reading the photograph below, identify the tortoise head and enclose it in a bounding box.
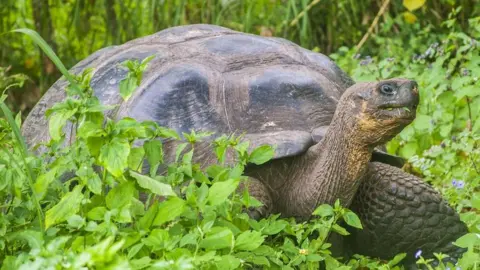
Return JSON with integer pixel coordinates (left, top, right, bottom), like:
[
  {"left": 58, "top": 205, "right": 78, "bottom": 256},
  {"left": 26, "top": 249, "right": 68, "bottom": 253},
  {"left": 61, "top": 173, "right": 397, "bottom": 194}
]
[{"left": 335, "top": 78, "right": 419, "bottom": 146}]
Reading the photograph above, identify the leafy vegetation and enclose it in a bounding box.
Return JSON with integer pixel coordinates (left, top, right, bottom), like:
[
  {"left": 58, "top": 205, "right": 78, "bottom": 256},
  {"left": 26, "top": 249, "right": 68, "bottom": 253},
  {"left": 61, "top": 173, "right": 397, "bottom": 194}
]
[{"left": 0, "top": 0, "right": 479, "bottom": 269}]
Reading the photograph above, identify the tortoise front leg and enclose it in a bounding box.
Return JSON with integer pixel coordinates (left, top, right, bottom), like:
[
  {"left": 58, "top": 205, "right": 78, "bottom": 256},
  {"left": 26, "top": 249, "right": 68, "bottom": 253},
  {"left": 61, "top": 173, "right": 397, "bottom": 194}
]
[
  {"left": 238, "top": 177, "right": 274, "bottom": 220},
  {"left": 346, "top": 162, "right": 468, "bottom": 265}
]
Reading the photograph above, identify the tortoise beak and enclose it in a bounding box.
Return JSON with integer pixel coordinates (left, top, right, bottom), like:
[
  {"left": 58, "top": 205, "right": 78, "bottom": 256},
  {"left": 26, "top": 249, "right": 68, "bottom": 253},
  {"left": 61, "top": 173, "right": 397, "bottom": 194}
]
[{"left": 399, "top": 80, "right": 419, "bottom": 110}]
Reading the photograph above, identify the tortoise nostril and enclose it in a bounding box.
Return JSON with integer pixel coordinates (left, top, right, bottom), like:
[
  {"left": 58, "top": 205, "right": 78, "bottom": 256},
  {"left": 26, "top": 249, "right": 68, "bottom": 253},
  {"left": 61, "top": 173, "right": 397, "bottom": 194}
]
[{"left": 410, "top": 81, "right": 419, "bottom": 95}]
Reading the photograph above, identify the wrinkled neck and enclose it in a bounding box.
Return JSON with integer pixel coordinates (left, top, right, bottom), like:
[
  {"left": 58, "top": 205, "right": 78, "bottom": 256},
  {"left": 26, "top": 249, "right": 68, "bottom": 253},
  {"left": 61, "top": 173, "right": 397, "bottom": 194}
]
[{"left": 287, "top": 120, "right": 373, "bottom": 217}]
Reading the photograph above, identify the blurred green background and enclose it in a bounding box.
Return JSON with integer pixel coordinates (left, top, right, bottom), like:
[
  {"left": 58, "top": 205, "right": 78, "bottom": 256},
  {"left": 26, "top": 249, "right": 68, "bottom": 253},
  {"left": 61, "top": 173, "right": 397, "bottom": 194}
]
[{"left": 1, "top": 0, "right": 478, "bottom": 114}]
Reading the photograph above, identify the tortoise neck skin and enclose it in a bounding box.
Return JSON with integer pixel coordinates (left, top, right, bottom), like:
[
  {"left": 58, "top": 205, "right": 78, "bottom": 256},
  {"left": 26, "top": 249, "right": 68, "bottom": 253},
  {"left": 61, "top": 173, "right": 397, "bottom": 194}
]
[{"left": 284, "top": 113, "right": 373, "bottom": 218}]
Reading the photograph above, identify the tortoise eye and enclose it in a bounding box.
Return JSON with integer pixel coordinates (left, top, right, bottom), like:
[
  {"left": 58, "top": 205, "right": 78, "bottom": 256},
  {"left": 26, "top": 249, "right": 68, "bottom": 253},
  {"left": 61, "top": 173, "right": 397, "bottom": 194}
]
[{"left": 380, "top": 84, "right": 395, "bottom": 95}]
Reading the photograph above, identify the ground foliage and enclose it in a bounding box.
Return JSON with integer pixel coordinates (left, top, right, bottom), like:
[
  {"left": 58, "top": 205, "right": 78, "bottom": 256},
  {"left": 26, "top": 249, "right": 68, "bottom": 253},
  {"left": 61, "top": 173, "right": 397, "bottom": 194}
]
[{"left": 0, "top": 0, "right": 480, "bottom": 269}]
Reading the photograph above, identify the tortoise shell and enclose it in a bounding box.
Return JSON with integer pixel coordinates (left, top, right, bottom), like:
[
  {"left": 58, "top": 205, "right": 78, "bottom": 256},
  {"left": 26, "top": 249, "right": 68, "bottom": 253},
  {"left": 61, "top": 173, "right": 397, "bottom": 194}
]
[{"left": 23, "top": 24, "right": 354, "bottom": 160}]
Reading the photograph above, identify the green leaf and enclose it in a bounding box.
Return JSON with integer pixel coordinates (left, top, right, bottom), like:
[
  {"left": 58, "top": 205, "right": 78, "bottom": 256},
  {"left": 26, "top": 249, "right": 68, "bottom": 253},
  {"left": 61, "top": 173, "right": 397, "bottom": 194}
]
[
  {"left": 180, "top": 233, "right": 198, "bottom": 247},
  {"left": 77, "top": 112, "right": 105, "bottom": 139},
  {"left": 343, "top": 211, "right": 363, "bottom": 229},
  {"left": 234, "top": 230, "right": 265, "bottom": 251},
  {"left": 87, "top": 207, "right": 107, "bottom": 221},
  {"left": 331, "top": 224, "right": 350, "bottom": 236},
  {"left": 116, "top": 206, "right": 132, "bottom": 223},
  {"left": 399, "top": 142, "right": 418, "bottom": 159},
  {"left": 249, "top": 145, "right": 275, "bottom": 165},
  {"left": 141, "top": 55, "right": 156, "bottom": 66},
  {"left": 76, "top": 165, "right": 102, "bottom": 195},
  {"left": 199, "top": 227, "right": 234, "bottom": 250},
  {"left": 130, "top": 257, "right": 151, "bottom": 270},
  {"left": 215, "top": 255, "right": 241, "bottom": 270},
  {"left": 156, "top": 126, "right": 180, "bottom": 139},
  {"left": 45, "top": 185, "right": 84, "bottom": 229},
  {"left": 130, "top": 170, "right": 176, "bottom": 196},
  {"left": 138, "top": 202, "right": 159, "bottom": 230},
  {"left": 471, "top": 193, "right": 480, "bottom": 209},
  {"left": 10, "top": 230, "right": 44, "bottom": 250},
  {"left": 119, "top": 75, "right": 137, "bottom": 101},
  {"left": 127, "top": 243, "right": 144, "bottom": 259},
  {"left": 262, "top": 220, "right": 288, "bottom": 235},
  {"left": 312, "top": 204, "right": 334, "bottom": 217},
  {"left": 207, "top": 178, "right": 240, "bottom": 206},
  {"left": 144, "top": 140, "right": 163, "bottom": 176},
  {"left": 128, "top": 147, "right": 145, "bottom": 172},
  {"left": 49, "top": 109, "right": 76, "bottom": 141},
  {"left": 67, "top": 215, "right": 85, "bottom": 229},
  {"left": 152, "top": 197, "right": 186, "bottom": 226},
  {"left": 175, "top": 143, "right": 188, "bottom": 162},
  {"left": 454, "top": 233, "right": 480, "bottom": 248},
  {"left": 388, "top": 253, "right": 407, "bottom": 267},
  {"left": 413, "top": 114, "right": 432, "bottom": 132},
  {"left": 99, "top": 137, "right": 130, "bottom": 177},
  {"left": 34, "top": 168, "right": 58, "bottom": 200},
  {"left": 455, "top": 85, "right": 480, "bottom": 99},
  {"left": 106, "top": 181, "right": 135, "bottom": 210},
  {"left": 306, "top": 254, "right": 324, "bottom": 262}
]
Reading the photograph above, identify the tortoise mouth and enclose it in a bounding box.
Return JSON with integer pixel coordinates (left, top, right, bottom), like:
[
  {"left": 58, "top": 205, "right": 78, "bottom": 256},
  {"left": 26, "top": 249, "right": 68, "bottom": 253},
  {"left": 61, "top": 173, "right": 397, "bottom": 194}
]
[{"left": 378, "top": 103, "right": 418, "bottom": 120}]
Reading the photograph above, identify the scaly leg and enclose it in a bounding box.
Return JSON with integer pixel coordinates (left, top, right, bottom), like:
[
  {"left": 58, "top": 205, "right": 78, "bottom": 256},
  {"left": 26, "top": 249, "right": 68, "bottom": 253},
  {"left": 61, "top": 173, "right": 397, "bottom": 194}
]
[{"left": 346, "top": 162, "right": 468, "bottom": 265}]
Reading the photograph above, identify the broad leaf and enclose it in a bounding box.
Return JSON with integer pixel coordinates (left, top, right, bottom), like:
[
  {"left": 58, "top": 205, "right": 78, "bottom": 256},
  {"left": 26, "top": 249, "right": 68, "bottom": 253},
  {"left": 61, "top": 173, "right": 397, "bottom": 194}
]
[
  {"left": 130, "top": 170, "right": 176, "bottom": 196},
  {"left": 49, "top": 109, "right": 76, "bottom": 141},
  {"left": 45, "top": 185, "right": 84, "bottom": 229},
  {"left": 343, "top": 211, "right": 363, "bottom": 229},
  {"left": 10, "top": 230, "right": 44, "bottom": 250},
  {"left": 199, "top": 227, "right": 234, "bottom": 250},
  {"left": 207, "top": 178, "right": 240, "bottom": 206},
  {"left": 106, "top": 181, "right": 135, "bottom": 210},
  {"left": 312, "top": 204, "right": 334, "bottom": 217},
  {"left": 128, "top": 147, "right": 145, "bottom": 172},
  {"left": 234, "top": 230, "right": 265, "bottom": 251},
  {"left": 76, "top": 165, "right": 102, "bottom": 195},
  {"left": 99, "top": 137, "right": 130, "bottom": 177},
  {"left": 119, "top": 75, "right": 137, "bottom": 101},
  {"left": 144, "top": 140, "right": 163, "bottom": 176},
  {"left": 152, "top": 197, "right": 186, "bottom": 226},
  {"left": 454, "top": 233, "right": 480, "bottom": 248},
  {"left": 249, "top": 145, "right": 275, "bottom": 165}
]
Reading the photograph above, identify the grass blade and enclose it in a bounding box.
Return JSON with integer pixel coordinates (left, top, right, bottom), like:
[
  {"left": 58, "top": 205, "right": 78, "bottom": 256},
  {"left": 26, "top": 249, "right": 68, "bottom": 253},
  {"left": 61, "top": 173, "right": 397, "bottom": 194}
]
[
  {"left": 0, "top": 101, "right": 44, "bottom": 230},
  {"left": 11, "top": 28, "right": 75, "bottom": 85}
]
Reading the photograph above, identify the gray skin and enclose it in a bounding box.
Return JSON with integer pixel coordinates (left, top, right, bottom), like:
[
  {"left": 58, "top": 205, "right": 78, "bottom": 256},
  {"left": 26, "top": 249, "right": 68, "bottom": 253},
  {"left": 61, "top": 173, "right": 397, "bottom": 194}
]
[{"left": 22, "top": 24, "right": 467, "bottom": 265}]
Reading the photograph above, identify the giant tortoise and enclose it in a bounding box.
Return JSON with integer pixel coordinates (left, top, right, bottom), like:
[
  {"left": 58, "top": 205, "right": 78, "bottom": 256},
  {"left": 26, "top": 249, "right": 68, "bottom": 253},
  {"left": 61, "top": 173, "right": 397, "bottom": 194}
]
[{"left": 22, "top": 24, "right": 468, "bottom": 266}]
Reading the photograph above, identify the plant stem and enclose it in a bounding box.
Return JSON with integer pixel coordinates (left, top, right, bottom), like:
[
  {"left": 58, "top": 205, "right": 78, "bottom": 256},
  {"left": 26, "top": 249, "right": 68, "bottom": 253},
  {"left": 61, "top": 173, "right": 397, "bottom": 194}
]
[
  {"left": 0, "top": 102, "right": 44, "bottom": 231},
  {"left": 289, "top": 0, "right": 321, "bottom": 27},
  {"left": 355, "top": 0, "right": 391, "bottom": 52}
]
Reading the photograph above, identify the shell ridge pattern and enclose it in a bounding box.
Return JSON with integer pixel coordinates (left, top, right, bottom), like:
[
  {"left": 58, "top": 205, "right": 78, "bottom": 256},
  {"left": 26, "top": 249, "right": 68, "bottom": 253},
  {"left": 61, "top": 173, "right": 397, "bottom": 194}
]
[{"left": 221, "top": 78, "right": 232, "bottom": 132}]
